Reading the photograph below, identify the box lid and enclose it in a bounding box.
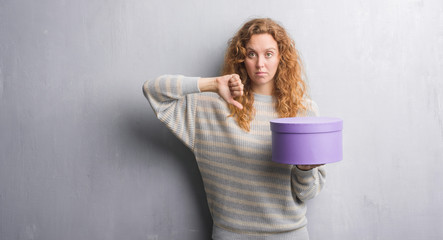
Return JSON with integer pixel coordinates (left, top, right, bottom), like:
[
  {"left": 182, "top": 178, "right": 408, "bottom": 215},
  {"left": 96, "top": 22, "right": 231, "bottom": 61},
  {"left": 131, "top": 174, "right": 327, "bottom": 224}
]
[{"left": 270, "top": 117, "right": 343, "bottom": 133}]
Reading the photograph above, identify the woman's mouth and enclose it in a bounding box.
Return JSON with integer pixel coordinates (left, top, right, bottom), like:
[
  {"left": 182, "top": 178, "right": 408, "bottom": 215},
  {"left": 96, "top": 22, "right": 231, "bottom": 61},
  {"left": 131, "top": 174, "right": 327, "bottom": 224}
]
[{"left": 256, "top": 72, "right": 267, "bottom": 76}]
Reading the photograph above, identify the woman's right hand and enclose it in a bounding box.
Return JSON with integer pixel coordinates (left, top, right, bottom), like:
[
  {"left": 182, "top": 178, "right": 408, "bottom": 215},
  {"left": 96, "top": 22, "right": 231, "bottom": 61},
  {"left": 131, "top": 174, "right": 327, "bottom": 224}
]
[
  {"left": 216, "top": 74, "right": 244, "bottom": 109},
  {"left": 199, "top": 74, "right": 244, "bottom": 109}
]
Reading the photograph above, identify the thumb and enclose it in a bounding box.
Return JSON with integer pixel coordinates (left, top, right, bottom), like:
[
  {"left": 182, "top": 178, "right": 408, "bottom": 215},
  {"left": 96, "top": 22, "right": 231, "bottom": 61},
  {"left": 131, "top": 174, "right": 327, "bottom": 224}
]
[{"left": 228, "top": 98, "right": 243, "bottom": 110}]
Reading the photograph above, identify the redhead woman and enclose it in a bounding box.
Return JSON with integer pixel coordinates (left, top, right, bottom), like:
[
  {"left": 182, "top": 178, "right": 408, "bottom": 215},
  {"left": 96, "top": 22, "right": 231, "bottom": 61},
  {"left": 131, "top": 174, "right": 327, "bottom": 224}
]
[{"left": 143, "top": 18, "right": 325, "bottom": 240}]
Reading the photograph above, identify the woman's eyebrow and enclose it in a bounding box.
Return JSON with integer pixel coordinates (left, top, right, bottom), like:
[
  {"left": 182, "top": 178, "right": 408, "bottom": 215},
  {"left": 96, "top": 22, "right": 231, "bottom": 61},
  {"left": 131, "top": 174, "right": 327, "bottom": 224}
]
[{"left": 246, "top": 47, "right": 277, "bottom": 51}]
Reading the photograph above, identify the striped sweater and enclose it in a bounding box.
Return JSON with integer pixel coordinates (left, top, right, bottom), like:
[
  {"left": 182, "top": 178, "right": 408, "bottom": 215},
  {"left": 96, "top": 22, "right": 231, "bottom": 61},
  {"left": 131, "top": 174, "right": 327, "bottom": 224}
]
[{"left": 143, "top": 75, "right": 326, "bottom": 239}]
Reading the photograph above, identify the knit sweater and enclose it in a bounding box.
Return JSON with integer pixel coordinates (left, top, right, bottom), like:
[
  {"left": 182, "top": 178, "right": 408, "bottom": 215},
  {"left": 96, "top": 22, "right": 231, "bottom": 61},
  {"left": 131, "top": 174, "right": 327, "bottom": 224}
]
[{"left": 143, "top": 75, "right": 326, "bottom": 239}]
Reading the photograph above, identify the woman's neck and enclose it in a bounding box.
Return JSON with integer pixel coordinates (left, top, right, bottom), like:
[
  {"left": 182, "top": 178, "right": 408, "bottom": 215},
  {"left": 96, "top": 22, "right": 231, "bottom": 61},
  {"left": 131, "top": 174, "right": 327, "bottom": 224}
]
[{"left": 251, "top": 84, "right": 273, "bottom": 95}]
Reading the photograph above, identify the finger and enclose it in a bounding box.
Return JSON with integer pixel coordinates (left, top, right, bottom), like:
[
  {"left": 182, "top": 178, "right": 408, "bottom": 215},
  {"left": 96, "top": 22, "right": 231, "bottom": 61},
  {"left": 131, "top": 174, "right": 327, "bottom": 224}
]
[
  {"left": 308, "top": 164, "right": 324, "bottom": 169},
  {"left": 230, "top": 85, "right": 243, "bottom": 91},
  {"left": 230, "top": 83, "right": 244, "bottom": 95},
  {"left": 231, "top": 74, "right": 240, "bottom": 81},
  {"left": 229, "top": 78, "right": 242, "bottom": 86},
  {"left": 230, "top": 74, "right": 242, "bottom": 83},
  {"left": 296, "top": 165, "right": 320, "bottom": 171},
  {"left": 231, "top": 100, "right": 243, "bottom": 109},
  {"left": 231, "top": 90, "right": 243, "bottom": 97},
  {"left": 230, "top": 82, "right": 244, "bottom": 92},
  {"left": 229, "top": 99, "right": 243, "bottom": 109}
]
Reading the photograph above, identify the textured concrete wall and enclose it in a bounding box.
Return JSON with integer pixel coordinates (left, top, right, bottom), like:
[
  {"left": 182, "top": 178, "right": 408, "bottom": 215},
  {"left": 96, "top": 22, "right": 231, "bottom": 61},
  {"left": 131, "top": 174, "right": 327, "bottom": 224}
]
[{"left": 1, "top": 0, "right": 442, "bottom": 239}]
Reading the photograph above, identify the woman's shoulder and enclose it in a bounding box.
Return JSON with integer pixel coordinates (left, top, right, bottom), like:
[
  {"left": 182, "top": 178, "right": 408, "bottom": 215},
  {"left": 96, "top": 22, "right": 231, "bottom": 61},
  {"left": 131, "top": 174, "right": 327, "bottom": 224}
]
[{"left": 300, "top": 98, "right": 320, "bottom": 117}]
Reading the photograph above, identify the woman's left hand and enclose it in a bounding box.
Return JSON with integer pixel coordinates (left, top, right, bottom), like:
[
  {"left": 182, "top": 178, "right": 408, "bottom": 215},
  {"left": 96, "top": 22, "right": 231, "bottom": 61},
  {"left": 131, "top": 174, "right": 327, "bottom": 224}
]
[{"left": 296, "top": 164, "right": 324, "bottom": 171}]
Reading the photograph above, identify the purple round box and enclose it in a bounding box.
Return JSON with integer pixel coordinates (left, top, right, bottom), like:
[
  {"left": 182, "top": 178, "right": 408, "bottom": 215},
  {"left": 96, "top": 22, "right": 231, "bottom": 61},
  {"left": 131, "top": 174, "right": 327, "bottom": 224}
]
[{"left": 270, "top": 117, "right": 343, "bottom": 165}]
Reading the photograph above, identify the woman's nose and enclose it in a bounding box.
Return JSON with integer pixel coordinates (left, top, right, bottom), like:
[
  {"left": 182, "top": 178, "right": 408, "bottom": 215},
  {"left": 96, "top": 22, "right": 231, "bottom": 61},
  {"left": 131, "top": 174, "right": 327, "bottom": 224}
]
[{"left": 256, "top": 56, "right": 265, "bottom": 69}]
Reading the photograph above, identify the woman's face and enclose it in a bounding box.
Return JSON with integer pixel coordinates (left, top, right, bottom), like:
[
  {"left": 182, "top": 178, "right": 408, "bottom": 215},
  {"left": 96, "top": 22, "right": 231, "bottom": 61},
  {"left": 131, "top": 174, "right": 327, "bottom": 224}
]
[{"left": 244, "top": 33, "right": 280, "bottom": 95}]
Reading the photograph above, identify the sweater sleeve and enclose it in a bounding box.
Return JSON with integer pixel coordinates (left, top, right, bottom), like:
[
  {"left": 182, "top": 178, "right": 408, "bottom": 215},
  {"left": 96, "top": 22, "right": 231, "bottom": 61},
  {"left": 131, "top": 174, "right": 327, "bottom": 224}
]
[
  {"left": 292, "top": 99, "right": 326, "bottom": 201},
  {"left": 291, "top": 166, "right": 326, "bottom": 201},
  {"left": 142, "top": 75, "right": 200, "bottom": 150},
  {"left": 299, "top": 98, "right": 320, "bottom": 117}
]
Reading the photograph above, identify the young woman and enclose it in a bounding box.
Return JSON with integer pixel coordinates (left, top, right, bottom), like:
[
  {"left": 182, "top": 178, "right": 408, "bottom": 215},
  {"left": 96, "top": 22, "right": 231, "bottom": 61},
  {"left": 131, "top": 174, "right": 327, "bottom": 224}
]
[{"left": 143, "top": 18, "right": 325, "bottom": 240}]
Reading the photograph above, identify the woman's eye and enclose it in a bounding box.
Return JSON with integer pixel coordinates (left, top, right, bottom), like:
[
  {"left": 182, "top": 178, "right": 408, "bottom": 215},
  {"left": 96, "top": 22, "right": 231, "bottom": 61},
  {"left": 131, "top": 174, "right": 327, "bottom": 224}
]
[
  {"left": 266, "top": 52, "right": 273, "bottom": 58},
  {"left": 247, "top": 52, "right": 256, "bottom": 58}
]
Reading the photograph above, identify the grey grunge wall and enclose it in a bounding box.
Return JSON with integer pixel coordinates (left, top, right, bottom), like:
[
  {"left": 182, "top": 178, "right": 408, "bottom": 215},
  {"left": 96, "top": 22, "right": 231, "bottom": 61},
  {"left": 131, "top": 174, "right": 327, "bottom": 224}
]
[{"left": 1, "top": 0, "right": 442, "bottom": 239}]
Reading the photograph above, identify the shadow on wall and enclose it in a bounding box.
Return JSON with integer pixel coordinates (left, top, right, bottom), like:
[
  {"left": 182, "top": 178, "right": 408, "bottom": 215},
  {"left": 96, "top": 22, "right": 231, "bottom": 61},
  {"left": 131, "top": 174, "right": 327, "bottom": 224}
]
[{"left": 120, "top": 108, "right": 213, "bottom": 236}]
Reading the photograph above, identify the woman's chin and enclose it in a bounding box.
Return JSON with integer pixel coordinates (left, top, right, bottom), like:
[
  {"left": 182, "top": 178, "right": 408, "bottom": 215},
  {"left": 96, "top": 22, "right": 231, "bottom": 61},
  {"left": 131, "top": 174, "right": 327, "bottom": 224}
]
[{"left": 251, "top": 78, "right": 273, "bottom": 86}]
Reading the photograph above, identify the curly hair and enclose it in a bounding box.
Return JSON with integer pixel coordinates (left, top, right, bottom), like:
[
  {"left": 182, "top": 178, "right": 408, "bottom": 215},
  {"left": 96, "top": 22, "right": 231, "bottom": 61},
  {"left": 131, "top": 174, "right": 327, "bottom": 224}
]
[{"left": 222, "top": 18, "right": 310, "bottom": 132}]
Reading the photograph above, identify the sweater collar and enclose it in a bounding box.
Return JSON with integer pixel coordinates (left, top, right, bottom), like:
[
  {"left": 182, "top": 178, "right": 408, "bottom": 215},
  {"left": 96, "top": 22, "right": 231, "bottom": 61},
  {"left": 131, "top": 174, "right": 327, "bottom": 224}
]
[{"left": 253, "top": 93, "right": 274, "bottom": 103}]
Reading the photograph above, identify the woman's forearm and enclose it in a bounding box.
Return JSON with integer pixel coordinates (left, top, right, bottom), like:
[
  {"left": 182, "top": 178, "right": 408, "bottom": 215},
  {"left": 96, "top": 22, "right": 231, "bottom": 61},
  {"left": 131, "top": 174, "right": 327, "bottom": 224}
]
[{"left": 198, "top": 77, "right": 218, "bottom": 92}]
